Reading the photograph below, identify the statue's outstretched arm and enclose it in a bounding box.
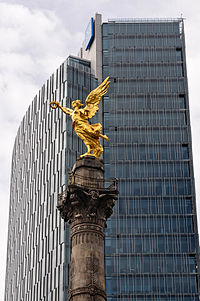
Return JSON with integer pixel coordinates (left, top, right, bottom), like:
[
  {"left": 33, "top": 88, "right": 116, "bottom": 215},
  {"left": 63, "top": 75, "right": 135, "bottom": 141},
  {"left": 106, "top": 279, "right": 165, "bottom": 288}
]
[
  {"left": 60, "top": 106, "right": 73, "bottom": 116},
  {"left": 50, "top": 101, "right": 73, "bottom": 116}
]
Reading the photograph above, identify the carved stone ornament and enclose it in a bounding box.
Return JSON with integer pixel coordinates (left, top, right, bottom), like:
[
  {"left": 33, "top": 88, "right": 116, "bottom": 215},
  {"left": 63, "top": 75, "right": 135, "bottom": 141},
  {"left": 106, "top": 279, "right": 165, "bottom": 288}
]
[
  {"left": 68, "top": 285, "right": 107, "bottom": 300},
  {"left": 57, "top": 185, "right": 118, "bottom": 224}
]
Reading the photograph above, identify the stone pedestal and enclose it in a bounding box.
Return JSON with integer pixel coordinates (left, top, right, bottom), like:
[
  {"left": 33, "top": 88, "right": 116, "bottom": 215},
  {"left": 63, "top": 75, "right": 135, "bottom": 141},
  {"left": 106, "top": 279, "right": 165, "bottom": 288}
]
[{"left": 57, "top": 156, "right": 118, "bottom": 301}]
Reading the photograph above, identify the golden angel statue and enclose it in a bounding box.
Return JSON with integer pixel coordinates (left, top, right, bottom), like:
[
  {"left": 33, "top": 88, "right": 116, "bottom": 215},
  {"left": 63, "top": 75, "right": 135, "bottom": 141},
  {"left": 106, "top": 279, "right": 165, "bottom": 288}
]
[{"left": 50, "top": 77, "right": 110, "bottom": 158}]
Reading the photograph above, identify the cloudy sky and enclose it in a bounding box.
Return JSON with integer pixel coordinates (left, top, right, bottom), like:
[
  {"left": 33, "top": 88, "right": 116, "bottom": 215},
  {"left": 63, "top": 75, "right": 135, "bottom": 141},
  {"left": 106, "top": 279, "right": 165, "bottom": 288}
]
[{"left": 1, "top": 0, "right": 200, "bottom": 298}]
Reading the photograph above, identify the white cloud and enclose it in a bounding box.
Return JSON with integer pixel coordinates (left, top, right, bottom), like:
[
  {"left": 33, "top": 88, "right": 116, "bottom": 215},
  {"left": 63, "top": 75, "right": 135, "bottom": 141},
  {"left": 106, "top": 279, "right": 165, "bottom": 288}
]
[
  {"left": 1, "top": 0, "right": 200, "bottom": 298},
  {"left": 0, "top": 2, "right": 84, "bottom": 121},
  {"left": 0, "top": 2, "right": 83, "bottom": 298}
]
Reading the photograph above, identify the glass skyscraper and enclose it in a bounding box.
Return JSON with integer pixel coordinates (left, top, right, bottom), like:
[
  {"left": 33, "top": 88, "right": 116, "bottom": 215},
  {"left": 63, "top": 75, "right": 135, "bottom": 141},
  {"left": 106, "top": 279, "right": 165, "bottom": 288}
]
[
  {"left": 101, "top": 19, "right": 200, "bottom": 301},
  {"left": 5, "top": 13, "right": 200, "bottom": 301}
]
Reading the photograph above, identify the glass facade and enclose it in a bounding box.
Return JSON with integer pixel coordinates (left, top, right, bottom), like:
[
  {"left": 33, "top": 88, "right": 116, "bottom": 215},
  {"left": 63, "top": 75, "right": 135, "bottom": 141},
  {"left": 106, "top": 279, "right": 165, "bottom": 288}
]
[
  {"left": 4, "top": 56, "right": 96, "bottom": 301},
  {"left": 102, "top": 20, "right": 200, "bottom": 300},
  {"left": 5, "top": 15, "right": 200, "bottom": 301}
]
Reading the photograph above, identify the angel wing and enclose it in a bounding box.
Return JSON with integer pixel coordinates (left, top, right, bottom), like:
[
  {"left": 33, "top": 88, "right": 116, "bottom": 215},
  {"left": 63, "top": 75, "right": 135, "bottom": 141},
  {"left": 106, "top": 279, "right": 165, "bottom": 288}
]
[{"left": 81, "top": 77, "right": 110, "bottom": 119}]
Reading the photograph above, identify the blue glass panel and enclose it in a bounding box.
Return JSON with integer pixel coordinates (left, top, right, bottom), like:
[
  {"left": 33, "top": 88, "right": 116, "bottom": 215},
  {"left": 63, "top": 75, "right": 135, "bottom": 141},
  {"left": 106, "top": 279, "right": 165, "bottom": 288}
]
[
  {"left": 104, "top": 63, "right": 184, "bottom": 78},
  {"left": 105, "top": 162, "right": 189, "bottom": 178},
  {"left": 104, "top": 144, "right": 189, "bottom": 161},
  {"left": 105, "top": 128, "right": 188, "bottom": 143},
  {"left": 106, "top": 216, "right": 194, "bottom": 235},
  {"left": 105, "top": 234, "right": 195, "bottom": 254},
  {"left": 103, "top": 95, "right": 187, "bottom": 111},
  {"left": 104, "top": 111, "right": 186, "bottom": 127},
  {"left": 118, "top": 179, "right": 191, "bottom": 197},
  {"left": 176, "top": 48, "right": 182, "bottom": 61},
  {"left": 106, "top": 275, "right": 198, "bottom": 294}
]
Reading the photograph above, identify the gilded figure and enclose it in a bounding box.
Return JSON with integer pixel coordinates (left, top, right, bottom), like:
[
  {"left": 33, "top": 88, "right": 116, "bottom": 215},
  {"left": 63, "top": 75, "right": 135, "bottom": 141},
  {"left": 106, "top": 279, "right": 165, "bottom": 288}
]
[{"left": 50, "top": 77, "right": 110, "bottom": 158}]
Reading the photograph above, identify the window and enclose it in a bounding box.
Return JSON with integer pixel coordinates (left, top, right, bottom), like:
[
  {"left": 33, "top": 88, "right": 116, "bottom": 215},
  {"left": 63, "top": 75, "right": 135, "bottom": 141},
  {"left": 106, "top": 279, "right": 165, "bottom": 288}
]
[{"left": 176, "top": 48, "right": 182, "bottom": 61}]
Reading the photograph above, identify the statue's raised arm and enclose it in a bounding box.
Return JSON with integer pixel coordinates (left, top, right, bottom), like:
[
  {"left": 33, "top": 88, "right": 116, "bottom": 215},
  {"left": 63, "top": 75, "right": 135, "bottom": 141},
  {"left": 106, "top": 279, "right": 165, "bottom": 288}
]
[{"left": 50, "top": 77, "right": 110, "bottom": 158}]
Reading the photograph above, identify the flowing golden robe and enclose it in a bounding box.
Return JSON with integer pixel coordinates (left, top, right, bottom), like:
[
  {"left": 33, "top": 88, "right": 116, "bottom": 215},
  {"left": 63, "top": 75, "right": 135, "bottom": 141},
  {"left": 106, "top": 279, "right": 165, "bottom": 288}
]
[{"left": 50, "top": 77, "right": 110, "bottom": 158}]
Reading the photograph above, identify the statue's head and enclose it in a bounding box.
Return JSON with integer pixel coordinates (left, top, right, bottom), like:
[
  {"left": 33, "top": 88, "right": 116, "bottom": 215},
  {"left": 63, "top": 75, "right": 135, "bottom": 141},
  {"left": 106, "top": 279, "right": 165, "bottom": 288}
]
[{"left": 72, "top": 100, "right": 84, "bottom": 109}]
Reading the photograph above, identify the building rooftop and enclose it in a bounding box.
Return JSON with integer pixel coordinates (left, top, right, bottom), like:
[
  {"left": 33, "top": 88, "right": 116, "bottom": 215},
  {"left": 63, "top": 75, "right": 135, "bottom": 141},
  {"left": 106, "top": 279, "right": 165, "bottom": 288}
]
[{"left": 107, "top": 17, "right": 184, "bottom": 23}]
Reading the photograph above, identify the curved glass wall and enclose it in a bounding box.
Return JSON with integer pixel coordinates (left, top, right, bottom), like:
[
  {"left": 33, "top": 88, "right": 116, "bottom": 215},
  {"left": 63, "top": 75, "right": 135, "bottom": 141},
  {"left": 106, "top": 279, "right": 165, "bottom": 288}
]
[{"left": 4, "top": 56, "right": 96, "bottom": 301}]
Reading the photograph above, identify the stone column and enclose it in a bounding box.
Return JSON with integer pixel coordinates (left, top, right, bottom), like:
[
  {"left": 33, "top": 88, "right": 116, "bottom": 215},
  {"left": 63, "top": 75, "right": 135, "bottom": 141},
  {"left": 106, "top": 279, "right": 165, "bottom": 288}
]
[{"left": 57, "top": 156, "right": 118, "bottom": 301}]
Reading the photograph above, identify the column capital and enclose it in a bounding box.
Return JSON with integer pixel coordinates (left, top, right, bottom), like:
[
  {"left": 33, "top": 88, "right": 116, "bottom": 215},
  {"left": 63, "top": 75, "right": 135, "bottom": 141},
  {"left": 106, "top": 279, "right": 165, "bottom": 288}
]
[{"left": 57, "top": 184, "right": 118, "bottom": 224}]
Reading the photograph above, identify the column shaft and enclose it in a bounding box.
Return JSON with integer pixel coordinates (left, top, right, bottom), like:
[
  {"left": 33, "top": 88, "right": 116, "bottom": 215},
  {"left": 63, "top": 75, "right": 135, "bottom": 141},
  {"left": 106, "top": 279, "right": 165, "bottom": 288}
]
[{"left": 69, "top": 220, "right": 106, "bottom": 301}]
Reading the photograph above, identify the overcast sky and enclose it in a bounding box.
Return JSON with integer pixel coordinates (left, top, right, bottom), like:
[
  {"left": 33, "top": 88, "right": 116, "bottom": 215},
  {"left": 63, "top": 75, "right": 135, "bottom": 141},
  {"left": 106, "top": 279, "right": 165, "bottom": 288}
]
[{"left": 1, "top": 0, "right": 200, "bottom": 298}]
